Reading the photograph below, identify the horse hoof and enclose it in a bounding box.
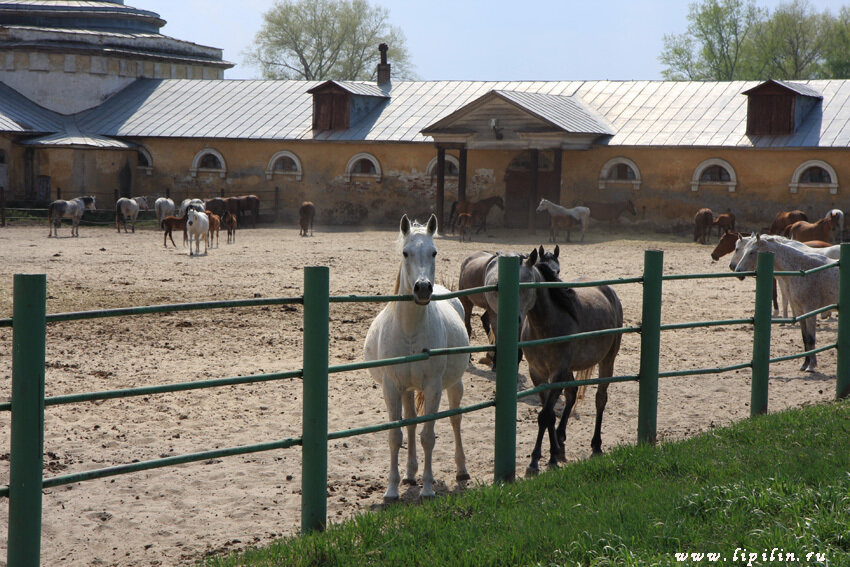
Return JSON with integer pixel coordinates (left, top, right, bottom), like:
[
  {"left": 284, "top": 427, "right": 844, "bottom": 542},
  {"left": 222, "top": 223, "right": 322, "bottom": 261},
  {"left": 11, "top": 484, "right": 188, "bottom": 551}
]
[
  {"left": 402, "top": 478, "right": 417, "bottom": 486},
  {"left": 383, "top": 494, "right": 400, "bottom": 503},
  {"left": 525, "top": 465, "right": 539, "bottom": 477},
  {"left": 456, "top": 472, "right": 470, "bottom": 482}
]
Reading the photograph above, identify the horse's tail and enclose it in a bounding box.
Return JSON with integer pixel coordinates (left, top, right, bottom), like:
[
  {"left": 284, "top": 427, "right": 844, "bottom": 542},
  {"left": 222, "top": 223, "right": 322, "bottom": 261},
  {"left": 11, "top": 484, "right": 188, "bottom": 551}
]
[
  {"left": 571, "top": 367, "right": 593, "bottom": 418},
  {"left": 415, "top": 391, "right": 425, "bottom": 416}
]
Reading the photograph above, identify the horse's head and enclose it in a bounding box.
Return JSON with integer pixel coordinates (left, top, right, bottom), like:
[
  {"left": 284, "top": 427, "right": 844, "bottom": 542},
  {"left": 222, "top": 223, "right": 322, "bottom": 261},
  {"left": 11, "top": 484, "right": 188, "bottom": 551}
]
[
  {"left": 535, "top": 199, "right": 547, "bottom": 213},
  {"left": 187, "top": 209, "right": 197, "bottom": 227},
  {"left": 537, "top": 244, "right": 560, "bottom": 276},
  {"left": 399, "top": 214, "right": 438, "bottom": 305},
  {"left": 731, "top": 233, "right": 761, "bottom": 278},
  {"left": 82, "top": 196, "right": 96, "bottom": 211}
]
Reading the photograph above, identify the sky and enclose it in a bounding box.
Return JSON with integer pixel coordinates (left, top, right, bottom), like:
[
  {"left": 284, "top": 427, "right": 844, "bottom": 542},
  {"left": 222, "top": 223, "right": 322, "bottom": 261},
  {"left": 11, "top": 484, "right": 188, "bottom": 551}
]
[{"left": 139, "top": 0, "right": 848, "bottom": 81}]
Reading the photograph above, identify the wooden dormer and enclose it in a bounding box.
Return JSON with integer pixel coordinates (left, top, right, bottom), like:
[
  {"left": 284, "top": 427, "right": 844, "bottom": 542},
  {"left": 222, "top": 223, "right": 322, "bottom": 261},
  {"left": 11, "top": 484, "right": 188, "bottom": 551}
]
[
  {"left": 307, "top": 81, "right": 389, "bottom": 131},
  {"left": 743, "top": 79, "right": 822, "bottom": 136}
]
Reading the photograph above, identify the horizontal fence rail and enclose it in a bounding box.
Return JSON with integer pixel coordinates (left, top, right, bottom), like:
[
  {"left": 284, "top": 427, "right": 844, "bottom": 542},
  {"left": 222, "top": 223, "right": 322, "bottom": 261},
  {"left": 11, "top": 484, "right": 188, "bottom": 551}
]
[{"left": 3, "top": 246, "right": 850, "bottom": 566}]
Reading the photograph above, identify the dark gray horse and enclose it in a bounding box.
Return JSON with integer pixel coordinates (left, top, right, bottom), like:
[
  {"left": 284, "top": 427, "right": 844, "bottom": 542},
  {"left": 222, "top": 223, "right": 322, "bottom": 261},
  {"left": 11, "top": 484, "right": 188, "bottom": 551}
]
[
  {"left": 48, "top": 196, "right": 96, "bottom": 237},
  {"left": 518, "top": 249, "right": 623, "bottom": 475}
]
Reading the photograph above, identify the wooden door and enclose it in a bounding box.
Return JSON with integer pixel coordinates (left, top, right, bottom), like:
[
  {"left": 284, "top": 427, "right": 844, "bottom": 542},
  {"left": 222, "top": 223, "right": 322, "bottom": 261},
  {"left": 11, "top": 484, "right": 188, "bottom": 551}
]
[{"left": 504, "top": 151, "right": 559, "bottom": 228}]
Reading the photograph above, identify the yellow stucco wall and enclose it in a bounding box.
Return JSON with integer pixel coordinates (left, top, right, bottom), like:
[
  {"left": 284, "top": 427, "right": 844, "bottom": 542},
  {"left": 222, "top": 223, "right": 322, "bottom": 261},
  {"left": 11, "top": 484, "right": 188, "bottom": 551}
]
[{"left": 12, "top": 138, "right": 849, "bottom": 229}]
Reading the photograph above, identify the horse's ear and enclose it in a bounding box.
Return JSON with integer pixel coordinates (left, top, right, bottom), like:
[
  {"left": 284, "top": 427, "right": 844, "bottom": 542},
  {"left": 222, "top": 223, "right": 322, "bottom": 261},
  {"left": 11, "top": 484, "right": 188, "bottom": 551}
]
[
  {"left": 400, "top": 214, "right": 411, "bottom": 236},
  {"left": 537, "top": 245, "right": 544, "bottom": 257},
  {"left": 426, "top": 213, "right": 438, "bottom": 236},
  {"left": 526, "top": 248, "right": 538, "bottom": 266},
  {"left": 553, "top": 245, "right": 559, "bottom": 259}
]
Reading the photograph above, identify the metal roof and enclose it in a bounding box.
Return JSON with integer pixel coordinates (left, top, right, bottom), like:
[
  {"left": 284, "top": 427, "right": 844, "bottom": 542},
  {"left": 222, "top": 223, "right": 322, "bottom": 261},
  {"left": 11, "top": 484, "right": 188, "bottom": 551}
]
[
  {"left": 11, "top": 78, "right": 850, "bottom": 148},
  {"left": 0, "top": 82, "right": 63, "bottom": 133}
]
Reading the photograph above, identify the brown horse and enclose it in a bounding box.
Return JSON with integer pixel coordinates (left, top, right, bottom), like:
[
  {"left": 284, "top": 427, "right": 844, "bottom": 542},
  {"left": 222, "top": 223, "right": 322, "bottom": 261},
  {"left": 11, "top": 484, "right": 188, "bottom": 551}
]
[
  {"left": 693, "top": 208, "right": 713, "bottom": 244},
  {"left": 785, "top": 214, "right": 835, "bottom": 242},
  {"left": 299, "top": 201, "right": 315, "bottom": 236},
  {"left": 206, "top": 211, "right": 221, "bottom": 248},
  {"left": 238, "top": 194, "right": 260, "bottom": 227},
  {"left": 712, "top": 211, "right": 735, "bottom": 237},
  {"left": 448, "top": 195, "right": 504, "bottom": 234},
  {"left": 579, "top": 199, "right": 637, "bottom": 223},
  {"left": 456, "top": 212, "right": 474, "bottom": 242},
  {"left": 223, "top": 210, "right": 237, "bottom": 244},
  {"left": 204, "top": 197, "right": 228, "bottom": 218},
  {"left": 161, "top": 214, "right": 187, "bottom": 248},
  {"left": 768, "top": 210, "right": 807, "bottom": 235}
]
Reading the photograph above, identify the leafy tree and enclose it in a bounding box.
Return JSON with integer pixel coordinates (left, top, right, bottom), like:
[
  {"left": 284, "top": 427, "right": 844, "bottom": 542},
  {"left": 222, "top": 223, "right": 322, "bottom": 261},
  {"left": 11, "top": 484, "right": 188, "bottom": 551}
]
[
  {"left": 660, "top": 0, "right": 850, "bottom": 80},
  {"left": 660, "top": 0, "right": 763, "bottom": 80},
  {"left": 246, "top": 0, "right": 416, "bottom": 81}
]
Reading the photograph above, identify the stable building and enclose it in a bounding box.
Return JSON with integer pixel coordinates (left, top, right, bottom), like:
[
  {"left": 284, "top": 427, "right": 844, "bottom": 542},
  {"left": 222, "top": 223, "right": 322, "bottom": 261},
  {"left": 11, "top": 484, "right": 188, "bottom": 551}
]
[{"left": 1, "top": 1, "right": 849, "bottom": 229}]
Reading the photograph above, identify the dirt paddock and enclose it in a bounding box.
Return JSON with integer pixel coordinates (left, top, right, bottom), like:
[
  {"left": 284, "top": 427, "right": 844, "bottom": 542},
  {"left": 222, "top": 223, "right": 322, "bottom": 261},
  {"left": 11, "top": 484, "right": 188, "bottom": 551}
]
[{"left": 0, "top": 221, "right": 839, "bottom": 566}]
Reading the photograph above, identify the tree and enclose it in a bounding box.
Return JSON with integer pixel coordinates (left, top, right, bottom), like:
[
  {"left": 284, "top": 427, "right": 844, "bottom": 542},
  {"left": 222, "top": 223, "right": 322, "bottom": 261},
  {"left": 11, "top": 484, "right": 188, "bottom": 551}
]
[
  {"left": 660, "top": 0, "right": 763, "bottom": 80},
  {"left": 748, "top": 0, "right": 830, "bottom": 79},
  {"left": 246, "top": 0, "right": 416, "bottom": 81}
]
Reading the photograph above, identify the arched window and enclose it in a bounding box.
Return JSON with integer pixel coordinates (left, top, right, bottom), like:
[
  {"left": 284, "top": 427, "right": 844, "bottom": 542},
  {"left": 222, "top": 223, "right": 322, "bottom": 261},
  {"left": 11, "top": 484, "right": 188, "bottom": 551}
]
[
  {"left": 265, "top": 150, "right": 303, "bottom": 181},
  {"left": 691, "top": 158, "right": 737, "bottom": 192},
  {"left": 190, "top": 148, "right": 227, "bottom": 179},
  {"left": 789, "top": 160, "right": 838, "bottom": 194},
  {"left": 344, "top": 152, "right": 381, "bottom": 182},
  {"left": 136, "top": 147, "right": 152, "bottom": 175},
  {"left": 426, "top": 155, "right": 460, "bottom": 178},
  {"left": 599, "top": 157, "right": 641, "bottom": 190}
]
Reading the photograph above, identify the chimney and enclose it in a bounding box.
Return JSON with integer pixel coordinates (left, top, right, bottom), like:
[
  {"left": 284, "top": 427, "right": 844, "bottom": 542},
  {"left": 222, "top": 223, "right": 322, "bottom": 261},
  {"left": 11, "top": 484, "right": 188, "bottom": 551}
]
[{"left": 377, "top": 43, "right": 391, "bottom": 84}]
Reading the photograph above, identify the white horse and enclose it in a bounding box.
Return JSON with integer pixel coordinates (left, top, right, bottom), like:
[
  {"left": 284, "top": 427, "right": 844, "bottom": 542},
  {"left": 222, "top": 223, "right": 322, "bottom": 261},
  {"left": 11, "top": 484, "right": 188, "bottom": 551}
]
[
  {"left": 363, "top": 214, "right": 470, "bottom": 501},
  {"left": 729, "top": 234, "right": 839, "bottom": 318},
  {"left": 48, "top": 196, "right": 96, "bottom": 237},
  {"left": 115, "top": 196, "right": 148, "bottom": 233},
  {"left": 154, "top": 197, "right": 175, "bottom": 227},
  {"left": 186, "top": 209, "right": 209, "bottom": 256},
  {"left": 180, "top": 198, "right": 205, "bottom": 217},
  {"left": 825, "top": 208, "right": 844, "bottom": 242},
  {"left": 536, "top": 198, "right": 590, "bottom": 242},
  {"left": 732, "top": 234, "right": 839, "bottom": 372}
]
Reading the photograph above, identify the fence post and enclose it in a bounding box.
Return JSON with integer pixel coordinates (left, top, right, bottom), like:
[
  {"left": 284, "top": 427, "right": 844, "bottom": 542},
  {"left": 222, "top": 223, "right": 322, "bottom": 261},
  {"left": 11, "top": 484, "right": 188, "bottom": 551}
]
[
  {"left": 301, "top": 266, "right": 329, "bottom": 533},
  {"left": 637, "top": 250, "right": 662, "bottom": 445},
  {"left": 494, "top": 255, "right": 520, "bottom": 483},
  {"left": 837, "top": 244, "right": 850, "bottom": 399},
  {"left": 8, "top": 274, "right": 47, "bottom": 567},
  {"left": 750, "top": 251, "right": 774, "bottom": 416}
]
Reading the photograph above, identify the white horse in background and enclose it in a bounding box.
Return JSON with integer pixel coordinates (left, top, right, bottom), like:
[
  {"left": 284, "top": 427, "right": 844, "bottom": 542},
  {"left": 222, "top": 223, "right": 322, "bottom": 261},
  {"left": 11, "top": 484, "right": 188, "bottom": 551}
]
[
  {"left": 155, "top": 197, "right": 175, "bottom": 227},
  {"left": 48, "top": 196, "right": 96, "bottom": 237},
  {"left": 180, "top": 198, "right": 205, "bottom": 217},
  {"left": 364, "top": 214, "right": 470, "bottom": 501},
  {"left": 825, "top": 208, "right": 844, "bottom": 242},
  {"left": 732, "top": 234, "right": 839, "bottom": 372},
  {"left": 185, "top": 209, "right": 209, "bottom": 256},
  {"left": 728, "top": 234, "right": 839, "bottom": 319},
  {"left": 536, "top": 198, "right": 590, "bottom": 242},
  {"left": 115, "top": 196, "right": 148, "bottom": 233}
]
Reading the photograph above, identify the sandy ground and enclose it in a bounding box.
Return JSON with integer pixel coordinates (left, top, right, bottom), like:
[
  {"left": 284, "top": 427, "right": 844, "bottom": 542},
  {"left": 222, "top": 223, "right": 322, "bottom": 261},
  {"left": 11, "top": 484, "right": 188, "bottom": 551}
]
[{"left": 0, "top": 220, "right": 840, "bottom": 566}]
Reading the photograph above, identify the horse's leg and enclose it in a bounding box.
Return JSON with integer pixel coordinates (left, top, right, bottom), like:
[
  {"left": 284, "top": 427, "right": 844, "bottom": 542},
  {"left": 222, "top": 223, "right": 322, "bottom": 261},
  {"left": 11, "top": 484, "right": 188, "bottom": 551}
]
[
  {"left": 381, "top": 380, "right": 403, "bottom": 501},
  {"left": 459, "top": 296, "right": 473, "bottom": 337},
  {"left": 800, "top": 317, "right": 817, "bottom": 372},
  {"left": 527, "top": 386, "right": 559, "bottom": 476},
  {"left": 418, "top": 384, "right": 441, "bottom": 498},
  {"left": 772, "top": 278, "right": 779, "bottom": 316},
  {"left": 446, "top": 380, "right": 469, "bottom": 482},
  {"left": 554, "top": 382, "right": 577, "bottom": 463},
  {"left": 401, "top": 390, "right": 418, "bottom": 486},
  {"left": 590, "top": 382, "right": 609, "bottom": 455}
]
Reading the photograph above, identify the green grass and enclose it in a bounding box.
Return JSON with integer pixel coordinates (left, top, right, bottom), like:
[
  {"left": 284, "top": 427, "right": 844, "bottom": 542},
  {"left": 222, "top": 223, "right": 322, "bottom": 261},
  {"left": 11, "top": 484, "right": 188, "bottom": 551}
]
[{"left": 203, "top": 401, "right": 850, "bottom": 566}]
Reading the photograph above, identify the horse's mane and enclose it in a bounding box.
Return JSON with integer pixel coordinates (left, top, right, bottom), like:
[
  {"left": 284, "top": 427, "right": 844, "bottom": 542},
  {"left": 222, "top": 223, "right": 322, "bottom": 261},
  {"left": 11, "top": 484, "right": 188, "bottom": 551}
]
[{"left": 535, "top": 261, "right": 578, "bottom": 320}]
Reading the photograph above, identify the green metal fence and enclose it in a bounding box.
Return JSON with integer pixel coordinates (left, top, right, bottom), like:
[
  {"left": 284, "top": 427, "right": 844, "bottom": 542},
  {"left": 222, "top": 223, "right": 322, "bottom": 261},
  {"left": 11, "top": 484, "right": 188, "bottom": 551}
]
[{"left": 3, "top": 246, "right": 850, "bottom": 566}]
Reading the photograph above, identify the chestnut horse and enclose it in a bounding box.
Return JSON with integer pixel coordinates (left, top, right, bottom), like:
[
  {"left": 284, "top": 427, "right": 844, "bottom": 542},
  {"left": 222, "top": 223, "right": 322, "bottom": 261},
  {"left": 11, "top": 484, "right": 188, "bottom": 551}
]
[
  {"left": 447, "top": 195, "right": 504, "bottom": 234},
  {"left": 712, "top": 211, "right": 735, "bottom": 237},
  {"left": 693, "top": 208, "right": 713, "bottom": 244},
  {"left": 161, "top": 214, "right": 187, "bottom": 248},
  {"left": 768, "top": 210, "right": 807, "bottom": 235},
  {"left": 223, "top": 211, "right": 237, "bottom": 244},
  {"left": 206, "top": 211, "right": 221, "bottom": 248},
  {"left": 456, "top": 212, "right": 474, "bottom": 242},
  {"left": 299, "top": 201, "right": 315, "bottom": 237},
  {"left": 785, "top": 214, "right": 835, "bottom": 242}
]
